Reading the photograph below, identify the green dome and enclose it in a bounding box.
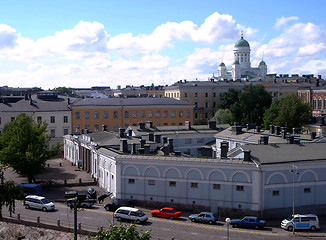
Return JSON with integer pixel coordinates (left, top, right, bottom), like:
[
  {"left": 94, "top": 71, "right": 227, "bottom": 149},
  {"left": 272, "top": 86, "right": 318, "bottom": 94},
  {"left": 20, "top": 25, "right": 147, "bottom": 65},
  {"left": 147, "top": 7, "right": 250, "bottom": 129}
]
[
  {"left": 233, "top": 59, "right": 240, "bottom": 65},
  {"left": 235, "top": 36, "right": 250, "bottom": 48},
  {"left": 259, "top": 60, "right": 266, "bottom": 66},
  {"left": 219, "top": 62, "right": 226, "bottom": 67}
]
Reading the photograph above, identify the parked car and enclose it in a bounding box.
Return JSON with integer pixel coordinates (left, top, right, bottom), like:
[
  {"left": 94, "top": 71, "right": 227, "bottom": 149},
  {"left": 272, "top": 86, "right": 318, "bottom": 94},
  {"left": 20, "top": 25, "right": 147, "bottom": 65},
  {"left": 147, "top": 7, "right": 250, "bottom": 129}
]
[
  {"left": 113, "top": 207, "right": 148, "bottom": 224},
  {"left": 151, "top": 207, "right": 181, "bottom": 220},
  {"left": 104, "top": 199, "right": 134, "bottom": 211},
  {"left": 189, "top": 212, "right": 217, "bottom": 224},
  {"left": 230, "top": 216, "right": 265, "bottom": 229},
  {"left": 18, "top": 183, "right": 42, "bottom": 197},
  {"left": 23, "top": 195, "right": 55, "bottom": 212},
  {"left": 67, "top": 198, "right": 96, "bottom": 209},
  {"left": 281, "top": 214, "right": 320, "bottom": 231}
]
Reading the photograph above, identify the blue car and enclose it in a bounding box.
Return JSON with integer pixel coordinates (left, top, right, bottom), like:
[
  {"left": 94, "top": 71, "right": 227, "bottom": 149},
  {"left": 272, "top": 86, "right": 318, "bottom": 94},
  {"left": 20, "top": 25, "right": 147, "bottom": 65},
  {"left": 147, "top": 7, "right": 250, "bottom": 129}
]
[
  {"left": 230, "top": 216, "right": 265, "bottom": 229},
  {"left": 189, "top": 212, "right": 217, "bottom": 224}
]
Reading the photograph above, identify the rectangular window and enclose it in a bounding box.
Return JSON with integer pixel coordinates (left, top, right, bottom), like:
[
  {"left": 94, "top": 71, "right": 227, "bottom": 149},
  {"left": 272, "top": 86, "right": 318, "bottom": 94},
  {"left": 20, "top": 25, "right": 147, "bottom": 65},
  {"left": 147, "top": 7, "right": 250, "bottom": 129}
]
[
  {"left": 205, "top": 101, "right": 209, "bottom": 108},
  {"left": 50, "top": 129, "right": 55, "bottom": 137},
  {"left": 94, "top": 124, "right": 99, "bottom": 132},
  {"left": 272, "top": 190, "right": 280, "bottom": 196},
  {"left": 195, "top": 113, "right": 198, "bottom": 119},
  {"left": 37, "top": 116, "right": 42, "bottom": 122},
  {"left": 63, "top": 116, "right": 68, "bottom": 123},
  {"left": 195, "top": 93, "right": 198, "bottom": 97},
  {"left": 104, "top": 111, "right": 108, "bottom": 119},
  {"left": 236, "top": 185, "right": 244, "bottom": 191},
  {"left": 185, "top": 139, "right": 192, "bottom": 144},
  {"left": 84, "top": 112, "right": 89, "bottom": 119},
  {"left": 63, "top": 128, "right": 69, "bottom": 135},
  {"left": 213, "top": 93, "right": 216, "bottom": 97},
  {"left": 75, "top": 112, "right": 80, "bottom": 119},
  {"left": 85, "top": 124, "right": 90, "bottom": 131},
  {"left": 156, "top": 111, "right": 160, "bottom": 118},
  {"left": 75, "top": 125, "right": 80, "bottom": 133},
  {"left": 132, "top": 111, "right": 137, "bottom": 118},
  {"left": 169, "top": 181, "right": 176, "bottom": 187},
  {"left": 113, "top": 124, "right": 118, "bottom": 132},
  {"left": 124, "top": 111, "right": 129, "bottom": 118},
  {"left": 205, "top": 92, "right": 208, "bottom": 97},
  {"left": 171, "top": 110, "right": 176, "bottom": 118},
  {"left": 148, "top": 180, "right": 155, "bottom": 186},
  {"left": 195, "top": 102, "right": 198, "bottom": 108},
  {"left": 191, "top": 182, "right": 198, "bottom": 188},
  {"left": 148, "top": 111, "right": 153, "bottom": 118},
  {"left": 140, "top": 111, "right": 145, "bottom": 118},
  {"left": 128, "top": 179, "right": 135, "bottom": 184},
  {"left": 179, "top": 110, "right": 183, "bottom": 117},
  {"left": 113, "top": 111, "right": 118, "bottom": 118},
  {"left": 304, "top": 188, "right": 311, "bottom": 193},
  {"left": 50, "top": 116, "right": 55, "bottom": 123},
  {"left": 94, "top": 111, "right": 99, "bottom": 119},
  {"left": 186, "top": 110, "right": 190, "bottom": 117},
  {"left": 164, "top": 110, "right": 168, "bottom": 118},
  {"left": 213, "top": 184, "right": 220, "bottom": 190},
  {"left": 164, "top": 123, "right": 168, "bottom": 126}
]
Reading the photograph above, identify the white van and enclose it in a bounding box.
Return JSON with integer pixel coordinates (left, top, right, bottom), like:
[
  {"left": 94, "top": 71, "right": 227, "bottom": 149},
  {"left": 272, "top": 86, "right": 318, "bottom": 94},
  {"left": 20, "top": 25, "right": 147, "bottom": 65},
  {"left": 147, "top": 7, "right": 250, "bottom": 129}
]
[
  {"left": 23, "top": 195, "right": 55, "bottom": 212},
  {"left": 114, "top": 207, "right": 148, "bottom": 224},
  {"left": 281, "top": 214, "right": 320, "bottom": 231}
]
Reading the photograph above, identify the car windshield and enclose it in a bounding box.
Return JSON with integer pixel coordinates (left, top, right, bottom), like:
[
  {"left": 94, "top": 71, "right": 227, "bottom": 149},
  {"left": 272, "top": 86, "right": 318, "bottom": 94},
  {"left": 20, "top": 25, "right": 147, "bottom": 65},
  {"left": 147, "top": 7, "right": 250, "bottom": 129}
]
[
  {"left": 136, "top": 211, "right": 145, "bottom": 217},
  {"left": 286, "top": 215, "right": 293, "bottom": 221},
  {"left": 41, "top": 198, "right": 51, "bottom": 204}
]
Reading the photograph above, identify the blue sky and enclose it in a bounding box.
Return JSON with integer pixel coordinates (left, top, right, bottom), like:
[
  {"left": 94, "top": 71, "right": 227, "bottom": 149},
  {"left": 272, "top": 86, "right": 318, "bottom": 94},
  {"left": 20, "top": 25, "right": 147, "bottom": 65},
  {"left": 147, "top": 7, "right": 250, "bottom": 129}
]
[{"left": 1, "top": 0, "right": 326, "bottom": 88}]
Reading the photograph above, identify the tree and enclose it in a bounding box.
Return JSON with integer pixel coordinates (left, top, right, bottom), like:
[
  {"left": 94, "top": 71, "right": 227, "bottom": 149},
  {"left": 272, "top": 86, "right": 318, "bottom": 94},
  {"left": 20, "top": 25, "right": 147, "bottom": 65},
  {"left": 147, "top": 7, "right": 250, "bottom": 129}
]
[
  {"left": 95, "top": 223, "right": 151, "bottom": 240},
  {"left": 0, "top": 113, "right": 52, "bottom": 183},
  {"left": 212, "top": 109, "right": 234, "bottom": 125},
  {"left": 52, "top": 87, "right": 73, "bottom": 94},
  {"left": 263, "top": 94, "right": 312, "bottom": 131},
  {"left": 217, "top": 88, "right": 241, "bottom": 110}
]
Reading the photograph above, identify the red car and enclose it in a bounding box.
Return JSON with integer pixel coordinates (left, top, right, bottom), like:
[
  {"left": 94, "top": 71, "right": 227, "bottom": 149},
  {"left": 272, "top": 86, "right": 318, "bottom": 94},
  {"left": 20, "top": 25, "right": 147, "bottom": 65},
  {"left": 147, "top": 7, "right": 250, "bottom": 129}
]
[{"left": 151, "top": 207, "right": 181, "bottom": 219}]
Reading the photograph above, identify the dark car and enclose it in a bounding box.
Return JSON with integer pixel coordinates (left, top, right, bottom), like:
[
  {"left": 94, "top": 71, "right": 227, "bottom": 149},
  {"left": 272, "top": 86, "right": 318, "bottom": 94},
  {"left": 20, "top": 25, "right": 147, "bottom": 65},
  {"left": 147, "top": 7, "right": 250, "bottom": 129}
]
[
  {"left": 104, "top": 199, "right": 134, "bottom": 212},
  {"left": 189, "top": 212, "right": 217, "bottom": 224},
  {"left": 230, "top": 216, "right": 265, "bottom": 229}
]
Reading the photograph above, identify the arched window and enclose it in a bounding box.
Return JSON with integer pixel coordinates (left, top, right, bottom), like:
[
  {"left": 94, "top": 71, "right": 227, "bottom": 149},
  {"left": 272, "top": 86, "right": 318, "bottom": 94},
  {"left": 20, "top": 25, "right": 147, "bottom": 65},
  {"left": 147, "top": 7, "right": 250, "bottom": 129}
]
[
  {"left": 318, "top": 98, "right": 322, "bottom": 109},
  {"left": 312, "top": 98, "right": 317, "bottom": 110},
  {"left": 323, "top": 98, "right": 326, "bottom": 109}
]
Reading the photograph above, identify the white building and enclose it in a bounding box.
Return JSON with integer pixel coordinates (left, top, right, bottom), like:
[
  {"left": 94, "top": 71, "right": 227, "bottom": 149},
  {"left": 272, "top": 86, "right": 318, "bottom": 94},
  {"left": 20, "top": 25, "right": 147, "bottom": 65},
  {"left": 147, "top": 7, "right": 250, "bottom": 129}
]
[{"left": 217, "top": 32, "right": 267, "bottom": 81}]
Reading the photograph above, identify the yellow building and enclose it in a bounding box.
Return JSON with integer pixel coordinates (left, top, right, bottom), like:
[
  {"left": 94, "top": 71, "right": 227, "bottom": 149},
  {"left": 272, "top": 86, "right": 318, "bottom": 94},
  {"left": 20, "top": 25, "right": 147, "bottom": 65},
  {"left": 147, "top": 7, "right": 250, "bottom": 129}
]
[{"left": 71, "top": 97, "right": 194, "bottom": 133}]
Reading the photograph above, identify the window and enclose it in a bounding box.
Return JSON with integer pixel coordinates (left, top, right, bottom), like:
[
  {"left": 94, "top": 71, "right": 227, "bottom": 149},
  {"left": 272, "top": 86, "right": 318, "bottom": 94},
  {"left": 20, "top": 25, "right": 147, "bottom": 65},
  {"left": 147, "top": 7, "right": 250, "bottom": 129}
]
[
  {"left": 148, "top": 111, "right": 152, "bottom": 118},
  {"left": 63, "top": 116, "right": 68, "bottom": 123},
  {"left": 171, "top": 110, "right": 176, "bottom": 118},
  {"left": 63, "top": 128, "right": 69, "bottom": 135},
  {"left": 312, "top": 98, "right": 317, "bottom": 109},
  {"left": 304, "top": 188, "right": 311, "bottom": 193},
  {"left": 185, "top": 139, "right": 192, "bottom": 144},
  {"left": 236, "top": 185, "right": 244, "bottom": 191},
  {"left": 104, "top": 111, "right": 108, "bottom": 119},
  {"left": 186, "top": 110, "right": 190, "bottom": 117},
  {"left": 195, "top": 93, "right": 198, "bottom": 97},
  {"left": 128, "top": 179, "right": 135, "bottom": 184},
  {"left": 195, "top": 113, "right": 198, "bottom": 119},
  {"left": 184, "top": 93, "right": 187, "bottom": 97},
  {"left": 50, "top": 116, "right": 55, "bottom": 123},
  {"left": 75, "top": 125, "right": 80, "bottom": 133},
  {"left": 140, "top": 111, "right": 145, "bottom": 118},
  {"left": 205, "top": 92, "right": 208, "bottom": 97},
  {"left": 213, "top": 93, "right": 216, "bottom": 97},
  {"left": 213, "top": 184, "right": 220, "bottom": 190},
  {"left": 113, "top": 124, "right": 118, "bottom": 132},
  {"left": 148, "top": 180, "right": 155, "bottom": 186},
  {"left": 205, "top": 101, "right": 209, "bottom": 108},
  {"left": 179, "top": 110, "right": 183, "bottom": 117},
  {"left": 164, "top": 110, "right": 168, "bottom": 118},
  {"left": 94, "top": 124, "right": 99, "bottom": 132},
  {"left": 272, "top": 190, "right": 280, "bottom": 196},
  {"left": 85, "top": 124, "right": 89, "bottom": 131},
  {"left": 164, "top": 123, "right": 168, "bottom": 126},
  {"left": 205, "top": 112, "right": 208, "bottom": 118},
  {"left": 37, "top": 116, "right": 42, "bottom": 122},
  {"left": 169, "top": 181, "right": 176, "bottom": 187},
  {"left": 156, "top": 111, "right": 160, "bottom": 118},
  {"left": 213, "top": 102, "right": 216, "bottom": 108},
  {"left": 113, "top": 111, "right": 118, "bottom": 118},
  {"left": 197, "top": 138, "right": 204, "bottom": 143},
  {"left": 124, "top": 111, "right": 129, "bottom": 118},
  {"left": 194, "top": 101, "right": 198, "bottom": 108},
  {"left": 94, "top": 112, "right": 99, "bottom": 119},
  {"left": 132, "top": 111, "right": 137, "bottom": 118},
  {"left": 318, "top": 98, "right": 322, "bottom": 109},
  {"left": 191, "top": 182, "right": 198, "bottom": 188},
  {"left": 84, "top": 112, "right": 89, "bottom": 119},
  {"left": 75, "top": 112, "right": 80, "bottom": 119},
  {"left": 50, "top": 129, "right": 55, "bottom": 137},
  {"left": 324, "top": 98, "right": 326, "bottom": 109}
]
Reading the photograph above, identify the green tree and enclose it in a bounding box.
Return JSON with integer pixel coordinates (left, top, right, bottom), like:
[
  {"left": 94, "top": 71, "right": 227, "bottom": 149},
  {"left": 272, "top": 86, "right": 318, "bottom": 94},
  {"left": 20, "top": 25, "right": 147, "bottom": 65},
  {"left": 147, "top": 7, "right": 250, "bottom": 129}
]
[
  {"left": 0, "top": 113, "right": 52, "bottom": 183},
  {"left": 217, "top": 88, "right": 241, "bottom": 109},
  {"left": 52, "top": 87, "right": 73, "bottom": 94},
  {"left": 212, "top": 109, "right": 234, "bottom": 125},
  {"left": 95, "top": 223, "right": 151, "bottom": 240},
  {"left": 263, "top": 94, "right": 312, "bottom": 131}
]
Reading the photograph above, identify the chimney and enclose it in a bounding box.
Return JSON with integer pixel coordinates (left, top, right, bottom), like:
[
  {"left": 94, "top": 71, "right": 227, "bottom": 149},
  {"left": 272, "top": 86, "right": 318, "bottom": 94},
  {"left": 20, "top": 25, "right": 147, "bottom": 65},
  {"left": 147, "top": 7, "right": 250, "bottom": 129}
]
[
  {"left": 81, "top": 129, "right": 84, "bottom": 134},
  {"left": 269, "top": 125, "right": 275, "bottom": 134},
  {"left": 128, "top": 129, "right": 133, "bottom": 136},
  {"left": 139, "top": 122, "right": 145, "bottom": 130},
  {"left": 231, "top": 123, "right": 242, "bottom": 135},
  {"left": 288, "top": 135, "right": 295, "bottom": 144},
  {"left": 138, "top": 148, "right": 144, "bottom": 154},
  {"left": 102, "top": 125, "right": 107, "bottom": 131},
  {"left": 185, "top": 121, "right": 191, "bottom": 130},
  {"left": 220, "top": 141, "right": 229, "bottom": 158},
  {"left": 148, "top": 133, "right": 154, "bottom": 141},
  {"left": 131, "top": 142, "right": 137, "bottom": 154},
  {"left": 144, "top": 145, "right": 150, "bottom": 154},
  {"left": 119, "top": 128, "right": 125, "bottom": 138},
  {"left": 260, "top": 136, "right": 269, "bottom": 145},
  {"left": 168, "top": 138, "right": 174, "bottom": 153},
  {"left": 281, "top": 127, "right": 287, "bottom": 139},
  {"left": 68, "top": 98, "right": 71, "bottom": 105},
  {"left": 146, "top": 121, "right": 153, "bottom": 128},
  {"left": 162, "top": 137, "right": 168, "bottom": 144},
  {"left": 30, "top": 99, "right": 33, "bottom": 105},
  {"left": 243, "top": 150, "right": 251, "bottom": 161},
  {"left": 256, "top": 126, "right": 261, "bottom": 132},
  {"left": 316, "top": 79, "right": 320, "bottom": 87},
  {"left": 140, "top": 139, "right": 146, "bottom": 148},
  {"left": 120, "top": 139, "right": 128, "bottom": 153},
  {"left": 208, "top": 120, "right": 216, "bottom": 129},
  {"left": 161, "top": 146, "right": 169, "bottom": 155},
  {"left": 311, "top": 132, "right": 317, "bottom": 140},
  {"left": 154, "top": 134, "right": 161, "bottom": 143},
  {"left": 275, "top": 126, "right": 281, "bottom": 135},
  {"left": 24, "top": 94, "right": 28, "bottom": 100}
]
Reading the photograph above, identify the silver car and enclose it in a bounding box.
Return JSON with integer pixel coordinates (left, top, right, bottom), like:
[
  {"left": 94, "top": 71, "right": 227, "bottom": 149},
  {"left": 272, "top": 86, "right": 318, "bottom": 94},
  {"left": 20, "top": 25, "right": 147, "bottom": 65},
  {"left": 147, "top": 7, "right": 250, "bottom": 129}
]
[{"left": 23, "top": 195, "right": 55, "bottom": 212}]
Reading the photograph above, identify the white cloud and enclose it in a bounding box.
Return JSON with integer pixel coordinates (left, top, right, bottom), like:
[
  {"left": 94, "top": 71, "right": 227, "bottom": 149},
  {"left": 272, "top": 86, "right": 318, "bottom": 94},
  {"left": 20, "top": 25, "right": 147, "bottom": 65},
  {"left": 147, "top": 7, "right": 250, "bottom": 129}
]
[
  {"left": 0, "top": 24, "right": 18, "bottom": 49},
  {"left": 275, "top": 16, "right": 299, "bottom": 28}
]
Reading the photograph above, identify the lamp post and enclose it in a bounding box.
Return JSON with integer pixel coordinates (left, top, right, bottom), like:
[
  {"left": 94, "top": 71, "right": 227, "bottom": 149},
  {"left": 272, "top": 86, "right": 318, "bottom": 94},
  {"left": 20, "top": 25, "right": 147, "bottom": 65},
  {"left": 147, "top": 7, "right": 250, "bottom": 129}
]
[
  {"left": 111, "top": 196, "right": 116, "bottom": 224},
  {"left": 290, "top": 165, "right": 299, "bottom": 234},
  {"left": 225, "top": 217, "right": 231, "bottom": 240}
]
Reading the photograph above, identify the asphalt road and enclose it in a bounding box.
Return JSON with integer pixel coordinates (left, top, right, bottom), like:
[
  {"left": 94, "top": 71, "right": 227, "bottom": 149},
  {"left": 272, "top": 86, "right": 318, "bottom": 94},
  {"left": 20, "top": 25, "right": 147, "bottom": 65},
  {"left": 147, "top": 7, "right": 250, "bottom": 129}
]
[{"left": 2, "top": 201, "right": 324, "bottom": 240}]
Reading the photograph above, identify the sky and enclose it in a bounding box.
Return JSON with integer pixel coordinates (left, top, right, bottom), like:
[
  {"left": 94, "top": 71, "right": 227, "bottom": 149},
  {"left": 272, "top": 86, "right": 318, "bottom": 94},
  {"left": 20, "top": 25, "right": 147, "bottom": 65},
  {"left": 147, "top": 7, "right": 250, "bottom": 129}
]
[{"left": 1, "top": 0, "right": 326, "bottom": 89}]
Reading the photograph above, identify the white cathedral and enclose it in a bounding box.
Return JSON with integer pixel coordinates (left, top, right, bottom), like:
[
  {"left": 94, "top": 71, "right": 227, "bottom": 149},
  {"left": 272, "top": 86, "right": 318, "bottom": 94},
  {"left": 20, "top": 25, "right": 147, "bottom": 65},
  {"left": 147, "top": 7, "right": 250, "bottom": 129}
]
[{"left": 217, "top": 33, "right": 267, "bottom": 81}]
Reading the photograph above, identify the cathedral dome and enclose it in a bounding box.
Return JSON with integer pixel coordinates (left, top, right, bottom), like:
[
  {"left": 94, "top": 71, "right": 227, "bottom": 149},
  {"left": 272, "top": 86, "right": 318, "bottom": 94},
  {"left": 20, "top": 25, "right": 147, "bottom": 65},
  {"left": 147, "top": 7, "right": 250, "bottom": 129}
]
[
  {"left": 259, "top": 60, "right": 266, "bottom": 66},
  {"left": 219, "top": 62, "right": 226, "bottom": 67},
  {"left": 235, "top": 36, "right": 250, "bottom": 48}
]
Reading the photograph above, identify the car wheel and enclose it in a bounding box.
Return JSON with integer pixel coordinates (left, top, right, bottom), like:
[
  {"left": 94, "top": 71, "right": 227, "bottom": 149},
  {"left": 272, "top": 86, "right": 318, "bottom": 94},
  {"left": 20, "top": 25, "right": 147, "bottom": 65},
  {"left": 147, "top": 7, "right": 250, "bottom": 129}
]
[
  {"left": 136, "top": 219, "right": 141, "bottom": 224},
  {"left": 25, "top": 204, "right": 30, "bottom": 209},
  {"left": 310, "top": 226, "right": 316, "bottom": 231},
  {"left": 287, "top": 226, "right": 293, "bottom": 231},
  {"left": 233, "top": 223, "right": 238, "bottom": 228},
  {"left": 255, "top": 225, "right": 259, "bottom": 230},
  {"left": 169, "top": 215, "right": 174, "bottom": 220},
  {"left": 208, "top": 220, "right": 213, "bottom": 225},
  {"left": 152, "top": 213, "right": 157, "bottom": 217},
  {"left": 116, "top": 217, "right": 121, "bottom": 222},
  {"left": 191, "top": 218, "right": 195, "bottom": 222},
  {"left": 105, "top": 206, "right": 109, "bottom": 211},
  {"left": 42, "top": 207, "right": 47, "bottom": 212}
]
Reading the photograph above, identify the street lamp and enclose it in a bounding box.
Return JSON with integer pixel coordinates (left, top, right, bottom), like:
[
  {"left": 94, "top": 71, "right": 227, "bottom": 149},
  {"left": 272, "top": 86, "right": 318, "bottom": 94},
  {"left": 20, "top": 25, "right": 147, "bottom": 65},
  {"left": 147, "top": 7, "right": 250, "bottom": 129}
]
[
  {"left": 290, "top": 165, "right": 299, "bottom": 234},
  {"left": 225, "top": 217, "right": 231, "bottom": 240}
]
